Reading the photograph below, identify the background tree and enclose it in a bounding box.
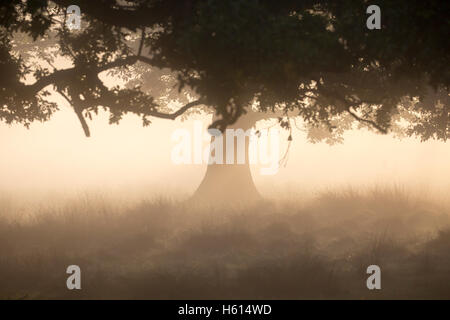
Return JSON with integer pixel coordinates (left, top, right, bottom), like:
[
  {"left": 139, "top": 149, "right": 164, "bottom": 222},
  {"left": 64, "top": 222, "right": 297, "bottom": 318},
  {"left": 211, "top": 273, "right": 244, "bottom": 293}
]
[{"left": 0, "top": 0, "right": 448, "bottom": 202}]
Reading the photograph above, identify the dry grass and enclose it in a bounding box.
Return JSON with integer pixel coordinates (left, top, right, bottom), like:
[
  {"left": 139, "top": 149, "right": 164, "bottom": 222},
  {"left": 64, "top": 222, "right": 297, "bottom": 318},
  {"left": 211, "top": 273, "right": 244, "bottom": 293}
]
[{"left": 0, "top": 187, "right": 449, "bottom": 299}]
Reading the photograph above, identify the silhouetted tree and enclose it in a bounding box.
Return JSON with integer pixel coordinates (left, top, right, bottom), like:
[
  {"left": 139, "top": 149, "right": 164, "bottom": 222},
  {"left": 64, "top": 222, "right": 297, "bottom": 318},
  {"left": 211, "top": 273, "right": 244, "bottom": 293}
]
[{"left": 1, "top": 0, "right": 448, "bottom": 201}]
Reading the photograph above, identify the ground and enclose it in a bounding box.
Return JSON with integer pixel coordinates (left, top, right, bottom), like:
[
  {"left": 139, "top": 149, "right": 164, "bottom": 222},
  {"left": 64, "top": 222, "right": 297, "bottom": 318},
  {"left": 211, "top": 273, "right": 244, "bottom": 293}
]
[{"left": 0, "top": 186, "right": 449, "bottom": 299}]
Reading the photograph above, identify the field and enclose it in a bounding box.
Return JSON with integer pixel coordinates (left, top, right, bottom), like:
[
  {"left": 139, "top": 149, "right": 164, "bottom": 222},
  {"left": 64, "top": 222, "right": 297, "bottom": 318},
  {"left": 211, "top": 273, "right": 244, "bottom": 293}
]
[{"left": 1, "top": 187, "right": 449, "bottom": 299}]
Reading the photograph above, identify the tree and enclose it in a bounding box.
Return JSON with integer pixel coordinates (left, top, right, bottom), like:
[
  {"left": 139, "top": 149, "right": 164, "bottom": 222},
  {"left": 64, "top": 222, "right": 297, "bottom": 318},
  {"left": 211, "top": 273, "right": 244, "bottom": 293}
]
[{"left": 1, "top": 0, "right": 448, "bottom": 202}]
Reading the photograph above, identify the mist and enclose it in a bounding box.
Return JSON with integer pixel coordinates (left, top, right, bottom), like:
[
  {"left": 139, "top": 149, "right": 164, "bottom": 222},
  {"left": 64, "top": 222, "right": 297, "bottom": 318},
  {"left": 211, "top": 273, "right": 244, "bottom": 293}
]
[
  {"left": 1, "top": 0, "right": 449, "bottom": 301},
  {"left": 1, "top": 105, "right": 448, "bottom": 204}
]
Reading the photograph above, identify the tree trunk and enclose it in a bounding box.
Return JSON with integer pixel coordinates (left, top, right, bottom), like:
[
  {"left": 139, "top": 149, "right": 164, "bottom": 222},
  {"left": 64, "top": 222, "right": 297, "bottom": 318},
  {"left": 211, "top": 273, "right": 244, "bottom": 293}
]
[{"left": 190, "top": 113, "right": 262, "bottom": 204}]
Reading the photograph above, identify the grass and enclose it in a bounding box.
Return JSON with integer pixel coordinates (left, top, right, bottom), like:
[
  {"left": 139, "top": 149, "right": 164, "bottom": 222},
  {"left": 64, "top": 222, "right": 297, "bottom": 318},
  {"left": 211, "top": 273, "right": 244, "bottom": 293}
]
[{"left": 0, "top": 187, "right": 449, "bottom": 299}]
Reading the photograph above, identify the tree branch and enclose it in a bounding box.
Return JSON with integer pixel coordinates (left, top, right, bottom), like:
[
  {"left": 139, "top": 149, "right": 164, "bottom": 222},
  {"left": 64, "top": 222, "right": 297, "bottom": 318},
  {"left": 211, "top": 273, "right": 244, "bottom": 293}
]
[
  {"left": 57, "top": 89, "right": 91, "bottom": 137},
  {"left": 23, "top": 56, "right": 138, "bottom": 96},
  {"left": 316, "top": 85, "right": 389, "bottom": 134},
  {"left": 51, "top": 0, "right": 165, "bottom": 31},
  {"left": 137, "top": 28, "right": 145, "bottom": 56},
  {"left": 347, "top": 107, "right": 387, "bottom": 134},
  {"left": 145, "top": 99, "right": 206, "bottom": 120}
]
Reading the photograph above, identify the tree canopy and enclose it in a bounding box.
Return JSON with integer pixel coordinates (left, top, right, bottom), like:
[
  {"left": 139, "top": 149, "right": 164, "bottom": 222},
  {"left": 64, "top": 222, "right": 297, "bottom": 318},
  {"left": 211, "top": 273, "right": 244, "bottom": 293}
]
[{"left": 0, "top": 0, "right": 448, "bottom": 140}]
